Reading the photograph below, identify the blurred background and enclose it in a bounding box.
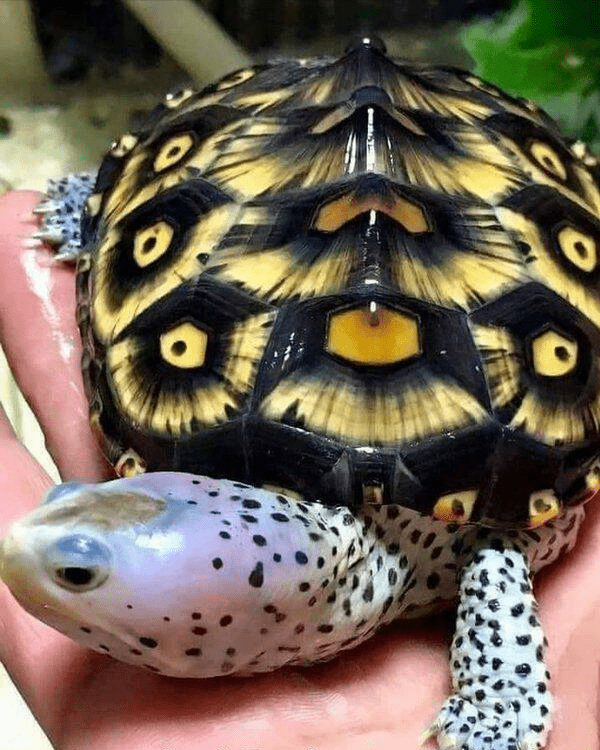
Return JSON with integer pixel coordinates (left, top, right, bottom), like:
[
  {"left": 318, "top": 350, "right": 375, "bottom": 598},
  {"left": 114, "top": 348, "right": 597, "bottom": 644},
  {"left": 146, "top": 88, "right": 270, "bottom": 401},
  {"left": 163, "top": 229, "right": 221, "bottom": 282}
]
[{"left": 0, "top": 0, "right": 598, "bottom": 747}]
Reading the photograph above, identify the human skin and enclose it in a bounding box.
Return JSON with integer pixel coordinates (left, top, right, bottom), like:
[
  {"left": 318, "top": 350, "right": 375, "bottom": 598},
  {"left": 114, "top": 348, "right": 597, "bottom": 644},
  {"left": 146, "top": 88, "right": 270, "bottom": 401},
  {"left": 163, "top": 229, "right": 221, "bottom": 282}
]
[{"left": 0, "top": 190, "right": 598, "bottom": 750}]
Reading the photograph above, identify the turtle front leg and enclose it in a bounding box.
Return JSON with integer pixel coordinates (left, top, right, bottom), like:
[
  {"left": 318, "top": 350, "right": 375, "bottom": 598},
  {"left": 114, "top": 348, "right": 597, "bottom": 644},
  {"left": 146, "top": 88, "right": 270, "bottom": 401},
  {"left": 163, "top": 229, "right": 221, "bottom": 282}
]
[
  {"left": 32, "top": 172, "right": 96, "bottom": 260},
  {"left": 426, "top": 541, "right": 552, "bottom": 750}
]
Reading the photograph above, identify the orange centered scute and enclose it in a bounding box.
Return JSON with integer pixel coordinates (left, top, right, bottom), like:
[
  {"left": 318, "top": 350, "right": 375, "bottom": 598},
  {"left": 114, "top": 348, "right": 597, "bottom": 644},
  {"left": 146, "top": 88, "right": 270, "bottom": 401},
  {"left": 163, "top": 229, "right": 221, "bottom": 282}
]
[
  {"left": 314, "top": 193, "right": 430, "bottom": 233},
  {"left": 326, "top": 303, "right": 421, "bottom": 365}
]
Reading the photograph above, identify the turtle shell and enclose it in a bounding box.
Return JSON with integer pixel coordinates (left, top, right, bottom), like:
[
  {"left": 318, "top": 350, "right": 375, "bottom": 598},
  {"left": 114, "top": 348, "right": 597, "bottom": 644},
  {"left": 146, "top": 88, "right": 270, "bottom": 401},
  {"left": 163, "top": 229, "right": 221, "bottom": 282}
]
[{"left": 77, "top": 38, "right": 600, "bottom": 528}]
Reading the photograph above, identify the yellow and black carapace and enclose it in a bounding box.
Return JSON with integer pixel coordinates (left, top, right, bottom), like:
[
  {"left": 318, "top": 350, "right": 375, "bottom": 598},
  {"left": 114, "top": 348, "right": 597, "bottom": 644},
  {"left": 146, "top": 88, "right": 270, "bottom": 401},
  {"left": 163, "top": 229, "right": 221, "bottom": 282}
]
[{"left": 78, "top": 37, "right": 600, "bottom": 528}]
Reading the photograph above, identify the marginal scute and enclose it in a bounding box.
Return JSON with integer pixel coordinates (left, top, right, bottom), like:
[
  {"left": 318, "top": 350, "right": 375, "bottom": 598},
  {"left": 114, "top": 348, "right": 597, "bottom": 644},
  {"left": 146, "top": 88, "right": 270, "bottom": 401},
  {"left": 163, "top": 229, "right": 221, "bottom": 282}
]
[
  {"left": 528, "top": 490, "right": 560, "bottom": 527},
  {"left": 165, "top": 89, "right": 194, "bottom": 108},
  {"left": 571, "top": 141, "right": 588, "bottom": 160},
  {"left": 362, "top": 483, "right": 384, "bottom": 504},
  {"left": 85, "top": 193, "right": 103, "bottom": 218},
  {"left": 585, "top": 459, "right": 600, "bottom": 493},
  {"left": 159, "top": 322, "right": 208, "bottom": 369},
  {"left": 465, "top": 74, "right": 501, "bottom": 97},
  {"left": 111, "top": 133, "right": 138, "bottom": 158},
  {"left": 115, "top": 449, "right": 147, "bottom": 478},
  {"left": 531, "top": 328, "right": 578, "bottom": 378},
  {"left": 432, "top": 490, "right": 477, "bottom": 523},
  {"left": 217, "top": 68, "right": 257, "bottom": 90}
]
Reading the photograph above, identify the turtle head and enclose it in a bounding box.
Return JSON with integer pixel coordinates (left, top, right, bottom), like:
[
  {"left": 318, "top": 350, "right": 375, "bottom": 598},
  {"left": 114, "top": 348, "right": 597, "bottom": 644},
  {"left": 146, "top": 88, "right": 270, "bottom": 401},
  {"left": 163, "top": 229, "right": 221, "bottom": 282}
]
[
  {"left": 0, "top": 476, "right": 183, "bottom": 669},
  {"left": 0, "top": 472, "right": 342, "bottom": 677}
]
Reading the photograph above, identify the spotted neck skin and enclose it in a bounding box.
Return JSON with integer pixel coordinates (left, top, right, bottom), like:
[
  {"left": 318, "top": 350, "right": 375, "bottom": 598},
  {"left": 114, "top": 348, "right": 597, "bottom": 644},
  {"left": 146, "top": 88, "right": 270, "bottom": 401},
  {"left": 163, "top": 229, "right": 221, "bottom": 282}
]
[{"left": 0, "top": 473, "right": 583, "bottom": 678}]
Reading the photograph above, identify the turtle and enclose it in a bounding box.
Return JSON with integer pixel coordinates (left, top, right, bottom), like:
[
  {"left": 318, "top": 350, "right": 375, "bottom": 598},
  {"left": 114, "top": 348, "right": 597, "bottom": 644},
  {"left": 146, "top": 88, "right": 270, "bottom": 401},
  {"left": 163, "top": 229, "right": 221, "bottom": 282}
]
[{"left": 2, "top": 36, "right": 600, "bottom": 750}]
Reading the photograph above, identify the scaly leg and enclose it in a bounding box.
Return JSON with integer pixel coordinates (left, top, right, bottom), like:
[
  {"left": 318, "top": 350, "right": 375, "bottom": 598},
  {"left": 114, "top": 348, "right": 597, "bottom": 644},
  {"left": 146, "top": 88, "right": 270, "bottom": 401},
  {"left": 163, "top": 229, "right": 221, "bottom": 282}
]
[
  {"left": 32, "top": 172, "right": 96, "bottom": 260},
  {"left": 427, "top": 542, "right": 552, "bottom": 750}
]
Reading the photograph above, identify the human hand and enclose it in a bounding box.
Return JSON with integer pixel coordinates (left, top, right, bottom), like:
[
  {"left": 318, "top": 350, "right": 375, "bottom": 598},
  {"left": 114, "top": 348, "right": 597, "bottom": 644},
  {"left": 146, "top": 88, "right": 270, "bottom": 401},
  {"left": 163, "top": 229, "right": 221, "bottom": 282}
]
[{"left": 0, "top": 191, "right": 598, "bottom": 750}]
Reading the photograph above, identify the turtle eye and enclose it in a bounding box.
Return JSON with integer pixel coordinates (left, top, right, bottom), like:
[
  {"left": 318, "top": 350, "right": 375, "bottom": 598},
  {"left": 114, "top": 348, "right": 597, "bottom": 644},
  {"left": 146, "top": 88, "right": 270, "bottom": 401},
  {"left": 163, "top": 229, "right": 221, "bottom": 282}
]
[
  {"left": 153, "top": 133, "right": 194, "bottom": 172},
  {"left": 529, "top": 141, "right": 567, "bottom": 181},
  {"left": 556, "top": 225, "right": 597, "bottom": 273},
  {"left": 133, "top": 221, "right": 174, "bottom": 267},
  {"left": 531, "top": 328, "right": 578, "bottom": 377},
  {"left": 55, "top": 566, "right": 100, "bottom": 589},
  {"left": 159, "top": 322, "right": 208, "bottom": 369},
  {"left": 45, "top": 534, "right": 111, "bottom": 592}
]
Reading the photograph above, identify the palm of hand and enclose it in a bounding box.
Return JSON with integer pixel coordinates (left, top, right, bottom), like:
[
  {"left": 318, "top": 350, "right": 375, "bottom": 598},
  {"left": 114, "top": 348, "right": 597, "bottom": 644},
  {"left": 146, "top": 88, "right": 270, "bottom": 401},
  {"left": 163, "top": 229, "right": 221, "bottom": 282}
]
[{"left": 0, "top": 192, "right": 598, "bottom": 750}]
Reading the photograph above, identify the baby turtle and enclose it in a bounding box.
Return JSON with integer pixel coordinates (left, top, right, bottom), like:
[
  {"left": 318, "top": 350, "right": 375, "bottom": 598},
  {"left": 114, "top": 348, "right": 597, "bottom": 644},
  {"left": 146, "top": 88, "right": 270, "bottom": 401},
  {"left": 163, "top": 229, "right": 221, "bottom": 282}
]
[{"left": 3, "top": 37, "right": 600, "bottom": 750}]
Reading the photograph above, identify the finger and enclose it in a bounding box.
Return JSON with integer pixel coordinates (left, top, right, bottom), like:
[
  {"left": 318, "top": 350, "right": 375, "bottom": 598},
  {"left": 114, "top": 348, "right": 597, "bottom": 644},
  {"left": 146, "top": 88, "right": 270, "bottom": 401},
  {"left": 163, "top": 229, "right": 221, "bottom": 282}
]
[
  {"left": 0, "top": 397, "right": 75, "bottom": 732},
  {"left": 0, "top": 405, "right": 52, "bottom": 527},
  {"left": 533, "top": 493, "right": 600, "bottom": 749},
  {"left": 0, "top": 191, "right": 111, "bottom": 481}
]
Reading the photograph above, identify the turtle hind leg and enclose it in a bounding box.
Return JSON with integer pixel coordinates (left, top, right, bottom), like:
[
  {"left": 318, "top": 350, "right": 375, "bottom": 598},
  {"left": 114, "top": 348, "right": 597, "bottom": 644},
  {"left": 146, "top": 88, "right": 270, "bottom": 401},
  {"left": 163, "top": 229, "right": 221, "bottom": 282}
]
[
  {"left": 425, "top": 540, "right": 552, "bottom": 750},
  {"left": 33, "top": 172, "right": 96, "bottom": 260}
]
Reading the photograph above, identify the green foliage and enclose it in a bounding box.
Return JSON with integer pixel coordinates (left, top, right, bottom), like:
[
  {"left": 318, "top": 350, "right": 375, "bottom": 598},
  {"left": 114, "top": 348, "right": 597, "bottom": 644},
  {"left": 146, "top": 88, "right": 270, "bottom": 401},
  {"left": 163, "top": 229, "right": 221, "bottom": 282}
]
[{"left": 462, "top": 0, "right": 600, "bottom": 148}]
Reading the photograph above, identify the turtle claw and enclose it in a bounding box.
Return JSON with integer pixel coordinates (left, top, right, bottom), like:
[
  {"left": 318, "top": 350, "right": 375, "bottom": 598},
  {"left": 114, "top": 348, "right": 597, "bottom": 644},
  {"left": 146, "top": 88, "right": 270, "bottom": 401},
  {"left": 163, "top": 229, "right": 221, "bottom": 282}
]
[
  {"left": 32, "top": 199, "right": 60, "bottom": 215},
  {"left": 427, "top": 694, "right": 546, "bottom": 750},
  {"left": 420, "top": 719, "right": 463, "bottom": 749},
  {"left": 32, "top": 228, "right": 66, "bottom": 245},
  {"left": 53, "top": 242, "right": 85, "bottom": 262}
]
